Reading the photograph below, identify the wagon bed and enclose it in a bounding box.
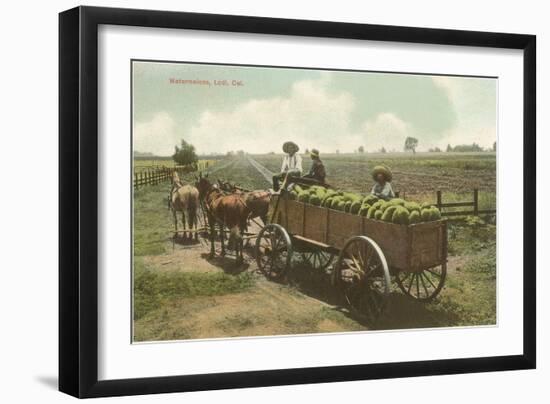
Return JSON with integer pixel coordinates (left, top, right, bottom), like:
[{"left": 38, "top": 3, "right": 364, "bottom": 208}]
[
  {"left": 256, "top": 191, "right": 449, "bottom": 319},
  {"left": 269, "top": 197, "right": 447, "bottom": 273}
]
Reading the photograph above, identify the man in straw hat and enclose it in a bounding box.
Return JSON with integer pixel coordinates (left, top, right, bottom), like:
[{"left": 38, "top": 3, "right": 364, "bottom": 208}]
[
  {"left": 272, "top": 141, "right": 302, "bottom": 191},
  {"left": 303, "top": 148, "right": 326, "bottom": 184},
  {"left": 371, "top": 165, "right": 395, "bottom": 201}
]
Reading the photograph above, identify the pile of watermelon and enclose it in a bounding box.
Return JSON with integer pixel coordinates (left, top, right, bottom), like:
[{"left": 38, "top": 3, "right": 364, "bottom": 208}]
[{"left": 288, "top": 185, "right": 441, "bottom": 225}]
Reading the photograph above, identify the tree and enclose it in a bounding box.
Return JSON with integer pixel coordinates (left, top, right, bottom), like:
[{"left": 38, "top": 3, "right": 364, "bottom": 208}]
[
  {"left": 358, "top": 145, "right": 365, "bottom": 153},
  {"left": 172, "top": 139, "right": 198, "bottom": 166},
  {"left": 446, "top": 144, "right": 452, "bottom": 152},
  {"left": 379, "top": 147, "right": 387, "bottom": 154},
  {"left": 305, "top": 148, "right": 309, "bottom": 154},
  {"left": 452, "top": 143, "right": 483, "bottom": 153},
  {"left": 404, "top": 137, "right": 419, "bottom": 154},
  {"left": 493, "top": 141, "right": 497, "bottom": 152}
]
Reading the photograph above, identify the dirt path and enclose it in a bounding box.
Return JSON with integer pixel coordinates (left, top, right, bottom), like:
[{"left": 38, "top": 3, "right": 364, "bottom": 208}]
[
  {"left": 134, "top": 239, "right": 366, "bottom": 341},
  {"left": 245, "top": 154, "right": 274, "bottom": 185}
]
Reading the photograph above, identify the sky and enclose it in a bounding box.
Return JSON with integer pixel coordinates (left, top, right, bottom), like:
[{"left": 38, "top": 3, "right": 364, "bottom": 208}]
[{"left": 132, "top": 61, "right": 497, "bottom": 156}]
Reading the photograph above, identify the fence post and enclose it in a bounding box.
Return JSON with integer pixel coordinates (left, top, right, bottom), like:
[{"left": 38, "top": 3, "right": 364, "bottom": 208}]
[
  {"left": 473, "top": 189, "right": 479, "bottom": 216},
  {"left": 436, "top": 191, "right": 442, "bottom": 210}
]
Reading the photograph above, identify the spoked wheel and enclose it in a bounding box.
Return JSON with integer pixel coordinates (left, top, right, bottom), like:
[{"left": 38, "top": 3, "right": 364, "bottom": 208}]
[
  {"left": 333, "top": 236, "right": 391, "bottom": 323},
  {"left": 396, "top": 264, "right": 447, "bottom": 302},
  {"left": 300, "top": 250, "right": 335, "bottom": 271},
  {"left": 255, "top": 224, "right": 293, "bottom": 280}
]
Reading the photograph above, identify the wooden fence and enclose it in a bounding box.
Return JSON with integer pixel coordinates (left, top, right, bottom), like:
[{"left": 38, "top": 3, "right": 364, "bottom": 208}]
[
  {"left": 396, "top": 189, "right": 495, "bottom": 217},
  {"left": 436, "top": 189, "right": 495, "bottom": 217},
  {"left": 133, "top": 163, "right": 209, "bottom": 188}
]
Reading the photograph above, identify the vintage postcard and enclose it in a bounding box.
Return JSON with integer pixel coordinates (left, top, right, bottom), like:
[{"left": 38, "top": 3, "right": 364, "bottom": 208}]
[{"left": 132, "top": 60, "right": 496, "bottom": 342}]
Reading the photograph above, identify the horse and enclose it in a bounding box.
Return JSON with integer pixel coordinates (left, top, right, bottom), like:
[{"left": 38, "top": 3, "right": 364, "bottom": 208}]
[
  {"left": 195, "top": 173, "right": 249, "bottom": 265},
  {"left": 216, "top": 179, "right": 271, "bottom": 225},
  {"left": 168, "top": 176, "right": 200, "bottom": 240},
  {"left": 243, "top": 190, "right": 271, "bottom": 225}
]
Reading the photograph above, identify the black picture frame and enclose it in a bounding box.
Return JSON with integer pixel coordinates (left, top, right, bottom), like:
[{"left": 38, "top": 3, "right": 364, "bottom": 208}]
[{"left": 59, "top": 6, "right": 536, "bottom": 398}]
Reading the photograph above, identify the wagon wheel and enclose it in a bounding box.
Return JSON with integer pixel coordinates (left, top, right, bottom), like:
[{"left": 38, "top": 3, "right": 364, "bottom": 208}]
[
  {"left": 300, "top": 250, "right": 335, "bottom": 271},
  {"left": 395, "top": 263, "right": 447, "bottom": 302},
  {"left": 255, "top": 224, "right": 293, "bottom": 280},
  {"left": 333, "top": 236, "right": 391, "bottom": 323}
]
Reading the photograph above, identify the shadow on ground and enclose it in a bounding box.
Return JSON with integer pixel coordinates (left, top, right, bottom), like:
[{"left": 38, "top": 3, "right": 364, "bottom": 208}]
[
  {"left": 200, "top": 252, "right": 250, "bottom": 275},
  {"left": 287, "top": 260, "right": 459, "bottom": 330}
]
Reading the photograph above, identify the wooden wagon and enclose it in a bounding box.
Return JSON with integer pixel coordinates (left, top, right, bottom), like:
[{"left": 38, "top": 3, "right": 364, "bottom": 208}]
[{"left": 255, "top": 189, "right": 448, "bottom": 321}]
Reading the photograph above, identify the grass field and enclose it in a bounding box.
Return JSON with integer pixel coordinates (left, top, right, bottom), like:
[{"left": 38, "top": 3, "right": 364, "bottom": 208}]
[
  {"left": 251, "top": 152, "right": 496, "bottom": 210},
  {"left": 133, "top": 158, "right": 219, "bottom": 173},
  {"left": 133, "top": 150, "right": 497, "bottom": 341}
]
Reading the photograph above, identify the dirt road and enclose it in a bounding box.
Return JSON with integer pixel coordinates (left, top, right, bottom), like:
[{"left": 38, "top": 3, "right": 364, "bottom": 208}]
[{"left": 134, "top": 238, "right": 366, "bottom": 341}]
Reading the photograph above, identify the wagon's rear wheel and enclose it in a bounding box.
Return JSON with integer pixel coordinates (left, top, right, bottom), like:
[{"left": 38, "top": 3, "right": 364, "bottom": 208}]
[
  {"left": 255, "top": 224, "right": 293, "bottom": 280},
  {"left": 333, "top": 236, "right": 391, "bottom": 323},
  {"left": 300, "top": 250, "right": 335, "bottom": 271},
  {"left": 396, "top": 264, "right": 447, "bottom": 302}
]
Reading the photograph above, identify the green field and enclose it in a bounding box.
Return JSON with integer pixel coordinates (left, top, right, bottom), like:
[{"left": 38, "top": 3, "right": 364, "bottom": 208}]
[
  {"left": 133, "top": 151, "right": 497, "bottom": 340},
  {"left": 251, "top": 152, "right": 496, "bottom": 208}
]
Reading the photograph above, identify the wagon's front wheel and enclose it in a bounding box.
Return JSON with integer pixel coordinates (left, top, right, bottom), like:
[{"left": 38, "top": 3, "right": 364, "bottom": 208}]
[
  {"left": 333, "top": 236, "right": 391, "bottom": 323},
  {"left": 255, "top": 224, "right": 293, "bottom": 280},
  {"left": 396, "top": 263, "right": 447, "bottom": 302}
]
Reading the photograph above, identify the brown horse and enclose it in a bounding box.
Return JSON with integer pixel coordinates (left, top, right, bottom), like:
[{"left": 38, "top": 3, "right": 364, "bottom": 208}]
[
  {"left": 243, "top": 190, "right": 271, "bottom": 225},
  {"left": 169, "top": 176, "right": 200, "bottom": 240},
  {"left": 195, "top": 173, "right": 249, "bottom": 265},
  {"left": 216, "top": 179, "right": 271, "bottom": 225}
]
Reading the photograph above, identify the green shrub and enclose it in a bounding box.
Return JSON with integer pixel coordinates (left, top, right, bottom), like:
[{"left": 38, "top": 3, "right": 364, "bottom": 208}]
[
  {"left": 294, "top": 185, "right": 304, "bottom": 194},
  {"left": 337, "top": 201, "right": 347, "bottom": 211},
  {"left": 288, "top": 191, "right": 297, "bottom": 200},
  {"left": 359, "top": 205, "right": 370, "bottom": 216},
  {"left": 374, "top": 210, "right": 383, "bottom": 220},
  {"left": 392, "top": 206, "right": 410, "bottom": 225},
  {"left": 381, "top": 205, "right": 398, "bottom": 222},
  {"left": 409, "top": 210, "right": 420, "bottom": 224}
]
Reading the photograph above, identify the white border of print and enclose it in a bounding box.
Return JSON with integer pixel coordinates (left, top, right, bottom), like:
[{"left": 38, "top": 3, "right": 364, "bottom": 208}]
[{"left": 98, "top": 24, "right": 522, "bottom": 381}]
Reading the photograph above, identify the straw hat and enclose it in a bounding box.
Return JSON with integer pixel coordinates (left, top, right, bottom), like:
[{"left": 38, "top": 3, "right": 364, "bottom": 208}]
[
  {"left": 282, "top": 141, "right": 299, "bottom": 153},
  {"left": 372, "top": 165, "right": 393, "bottom": 182},
  {"left": 310, "top": 148, "right": 320, "bottom": 158}
]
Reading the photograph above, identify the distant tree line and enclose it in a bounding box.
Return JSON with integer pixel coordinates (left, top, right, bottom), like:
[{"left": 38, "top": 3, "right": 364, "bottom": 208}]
[{"left": 445, "top": 142, "right": 494, "bottom": 152}]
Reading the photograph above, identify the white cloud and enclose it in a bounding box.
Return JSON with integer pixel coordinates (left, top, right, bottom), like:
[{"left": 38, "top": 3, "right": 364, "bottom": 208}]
[
  {"left": 134, "top": 111, "right": 178, "bottom": 156},
  {"left": 186, "top": 76, "right": 360, "bottom": 154},
  {"left": 362, "top": 112, "right": 411, "bottom": 152},
  {"left": 432, "top": 76, "right": 496, "bottom": 150}
]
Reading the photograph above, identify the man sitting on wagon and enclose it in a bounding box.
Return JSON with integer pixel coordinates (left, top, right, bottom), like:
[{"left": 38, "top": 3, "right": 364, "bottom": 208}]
[
  {"left": 371, "top": 165, "right": 395, "bottom": 201},
  {"left": 302, "top": 148, "right": 326, "bottom": 185},
  {"left": 272, "top": 141, "right": 303, "bottom": 191}
]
